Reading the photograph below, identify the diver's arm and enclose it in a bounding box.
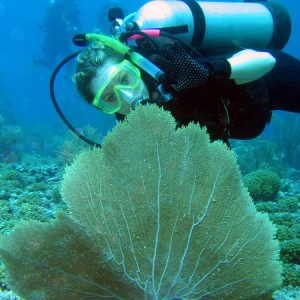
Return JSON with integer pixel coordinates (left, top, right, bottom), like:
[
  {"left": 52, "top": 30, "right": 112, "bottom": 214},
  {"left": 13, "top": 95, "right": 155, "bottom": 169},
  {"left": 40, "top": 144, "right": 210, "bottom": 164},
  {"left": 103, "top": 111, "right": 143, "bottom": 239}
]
[{"left": 151, "top": 43, "right": 276, "bottom": 92}]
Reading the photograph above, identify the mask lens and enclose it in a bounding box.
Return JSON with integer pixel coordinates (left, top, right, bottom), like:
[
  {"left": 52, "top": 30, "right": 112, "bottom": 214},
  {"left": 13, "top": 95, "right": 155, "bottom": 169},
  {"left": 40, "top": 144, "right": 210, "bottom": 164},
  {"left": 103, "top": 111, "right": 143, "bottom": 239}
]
[{"left": 92, "top": 60, "right": 141, "bottom": 114}]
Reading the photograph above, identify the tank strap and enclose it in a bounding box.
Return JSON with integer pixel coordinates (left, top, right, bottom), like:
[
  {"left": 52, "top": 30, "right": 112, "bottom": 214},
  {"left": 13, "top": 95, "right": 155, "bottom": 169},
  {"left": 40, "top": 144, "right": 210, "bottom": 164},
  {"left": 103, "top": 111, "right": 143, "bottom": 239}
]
[
  {"left": 160, "top": 25, "right": 188, "bottom": 35},
  {"left": 259, "top": 2, "right": 291, "bottom": 49},
  {"left": 180, "top": 0, "right": 205, "bottom": 47}
]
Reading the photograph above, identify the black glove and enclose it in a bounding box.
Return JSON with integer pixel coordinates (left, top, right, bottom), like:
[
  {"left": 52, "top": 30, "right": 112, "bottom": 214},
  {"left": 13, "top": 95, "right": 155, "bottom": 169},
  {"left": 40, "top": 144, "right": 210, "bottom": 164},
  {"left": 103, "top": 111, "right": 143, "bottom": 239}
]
[{"left": 150, "top": 42, "right": 210, "bottom": 92}]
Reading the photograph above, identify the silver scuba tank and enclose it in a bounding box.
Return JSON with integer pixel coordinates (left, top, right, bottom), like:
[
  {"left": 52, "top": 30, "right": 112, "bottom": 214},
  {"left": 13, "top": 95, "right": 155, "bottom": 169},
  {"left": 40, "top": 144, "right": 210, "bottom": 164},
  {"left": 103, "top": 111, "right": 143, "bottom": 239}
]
[{"left": 132, "top": 0, "right": 291, "bottom": 54}]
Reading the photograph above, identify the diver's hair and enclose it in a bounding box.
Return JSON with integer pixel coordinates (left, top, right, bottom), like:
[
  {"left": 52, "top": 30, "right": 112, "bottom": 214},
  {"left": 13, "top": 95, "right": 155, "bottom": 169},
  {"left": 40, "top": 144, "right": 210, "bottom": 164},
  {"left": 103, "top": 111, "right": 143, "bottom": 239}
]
[{"left": 73, "top": 43, "right": 122, "bottom": 103}]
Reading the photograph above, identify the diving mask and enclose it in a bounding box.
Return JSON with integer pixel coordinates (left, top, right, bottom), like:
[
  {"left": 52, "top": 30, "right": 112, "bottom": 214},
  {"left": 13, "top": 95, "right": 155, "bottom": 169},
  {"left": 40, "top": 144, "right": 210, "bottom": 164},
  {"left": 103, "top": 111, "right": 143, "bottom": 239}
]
[{"left": 92, "top": 60, "right": 149, "bottom": 114}]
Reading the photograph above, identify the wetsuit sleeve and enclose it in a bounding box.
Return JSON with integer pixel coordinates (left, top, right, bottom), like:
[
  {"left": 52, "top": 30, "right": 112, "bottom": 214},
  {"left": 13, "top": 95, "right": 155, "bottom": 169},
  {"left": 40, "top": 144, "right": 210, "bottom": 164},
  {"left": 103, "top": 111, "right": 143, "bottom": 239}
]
[
  {"left": 266, "top": 50, "right": 300, "bottom": 113},
  {"left": 198, "top": 57, "right": 232, "bottom": 83}
]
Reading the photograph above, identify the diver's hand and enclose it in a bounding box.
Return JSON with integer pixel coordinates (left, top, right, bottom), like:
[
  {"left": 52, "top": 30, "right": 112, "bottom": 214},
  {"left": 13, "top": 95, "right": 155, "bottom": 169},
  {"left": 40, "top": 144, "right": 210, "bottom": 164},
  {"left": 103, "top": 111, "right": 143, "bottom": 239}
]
[{"left": 150, "top": 42, "right": 210, "bottom": 92}]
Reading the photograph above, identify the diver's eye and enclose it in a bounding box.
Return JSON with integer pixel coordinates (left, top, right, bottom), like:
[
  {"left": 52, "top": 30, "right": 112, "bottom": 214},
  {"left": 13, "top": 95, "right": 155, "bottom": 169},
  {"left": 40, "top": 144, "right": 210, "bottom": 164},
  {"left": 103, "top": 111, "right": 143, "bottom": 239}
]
[
  {"left": 104, "top": 93, "right": 117, "bottom": 104},
  {"left": 119, "top": 72, "right": 129, "bottom": 85}
]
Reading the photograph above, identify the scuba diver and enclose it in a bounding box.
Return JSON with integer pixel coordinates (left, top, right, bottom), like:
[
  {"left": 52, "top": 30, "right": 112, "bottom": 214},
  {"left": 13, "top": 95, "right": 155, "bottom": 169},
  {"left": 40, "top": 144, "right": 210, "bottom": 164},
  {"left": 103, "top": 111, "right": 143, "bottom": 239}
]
[
  {"left": 51, "top": 0, "right": 300, "bottom": 146},
  {"left": 34, "top": 0, "right": 82, "bottom": 70}
]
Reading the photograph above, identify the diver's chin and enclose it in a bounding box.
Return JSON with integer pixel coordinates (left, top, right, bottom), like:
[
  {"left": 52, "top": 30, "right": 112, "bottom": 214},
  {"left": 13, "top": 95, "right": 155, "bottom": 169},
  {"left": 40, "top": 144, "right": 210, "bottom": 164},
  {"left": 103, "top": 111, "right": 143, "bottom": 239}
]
[{"left": 117, "top": 102, "right": 131, "bottom": 115}]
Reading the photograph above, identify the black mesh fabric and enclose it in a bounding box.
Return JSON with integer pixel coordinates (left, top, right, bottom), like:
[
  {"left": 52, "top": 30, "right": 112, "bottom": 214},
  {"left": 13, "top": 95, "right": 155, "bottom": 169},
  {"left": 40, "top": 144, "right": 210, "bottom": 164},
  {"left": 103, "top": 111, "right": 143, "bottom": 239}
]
[{"left": 151, "top": 43, "right": 210, "bottom": 92}]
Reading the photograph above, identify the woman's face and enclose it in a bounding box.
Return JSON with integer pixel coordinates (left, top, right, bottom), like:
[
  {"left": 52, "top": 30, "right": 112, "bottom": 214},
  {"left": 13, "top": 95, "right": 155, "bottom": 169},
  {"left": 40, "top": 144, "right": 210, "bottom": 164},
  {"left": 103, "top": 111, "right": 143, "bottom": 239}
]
[{"left": 90, "top": 58, "right": 150, "bottom": 115}]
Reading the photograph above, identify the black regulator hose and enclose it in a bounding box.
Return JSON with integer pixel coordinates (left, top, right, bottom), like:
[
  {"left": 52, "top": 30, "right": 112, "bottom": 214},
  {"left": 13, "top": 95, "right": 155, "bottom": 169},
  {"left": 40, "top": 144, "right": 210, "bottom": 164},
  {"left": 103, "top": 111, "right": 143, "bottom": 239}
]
[{"left": 49, "top": 51, "right": 102, "bottom": 148}]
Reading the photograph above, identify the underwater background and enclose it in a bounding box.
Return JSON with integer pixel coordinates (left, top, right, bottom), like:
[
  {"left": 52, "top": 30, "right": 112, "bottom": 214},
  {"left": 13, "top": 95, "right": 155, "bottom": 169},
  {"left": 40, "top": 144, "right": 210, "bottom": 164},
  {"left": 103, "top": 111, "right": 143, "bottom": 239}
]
[{"left": 0, "top": 0, "right": 299, "bottom": 299}]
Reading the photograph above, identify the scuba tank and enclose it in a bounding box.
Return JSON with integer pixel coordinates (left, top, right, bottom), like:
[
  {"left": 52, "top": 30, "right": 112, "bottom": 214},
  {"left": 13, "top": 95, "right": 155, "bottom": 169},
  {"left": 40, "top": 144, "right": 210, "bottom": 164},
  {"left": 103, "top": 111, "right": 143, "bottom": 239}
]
[{"left": 131, "top": 0, "right": 291, "bottom": 54}]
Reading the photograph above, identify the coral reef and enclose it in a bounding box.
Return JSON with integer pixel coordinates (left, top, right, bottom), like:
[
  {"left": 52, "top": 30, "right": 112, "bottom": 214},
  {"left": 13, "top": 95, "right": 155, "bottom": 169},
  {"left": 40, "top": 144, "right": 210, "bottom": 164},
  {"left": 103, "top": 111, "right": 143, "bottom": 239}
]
[
  {"left": 271, "top": 112, "right": 300, "bottom": 170},
  {"left": 0, "top": 160, "right": 66, "bottom": 234},
  {"left": 232, "top": 137, "right": 287, "bottom": 176},
  {"left": 0, "top": 106, "right": 281, "bottom": 299},
  {"left": 0, "top": 108, "right": 297, "bottom": 299},
  {"left": 0, "top": 114, "right": 22, "bottom": 163},
  {"left": 255, "top": 195, "right": 299, "bottom": 290},
  {"left": 55, "top": 125, "right": 103, "bottom": 165},
  {"left": 243, "top": 169, "right": 281, "bottom": 201}
]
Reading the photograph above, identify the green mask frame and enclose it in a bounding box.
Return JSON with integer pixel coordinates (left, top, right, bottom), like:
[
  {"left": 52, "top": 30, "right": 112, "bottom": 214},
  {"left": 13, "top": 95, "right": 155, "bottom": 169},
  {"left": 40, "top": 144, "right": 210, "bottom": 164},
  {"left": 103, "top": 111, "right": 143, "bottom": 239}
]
[{"left": 92, "top": 59, "right": 143, "bottom": 114}]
